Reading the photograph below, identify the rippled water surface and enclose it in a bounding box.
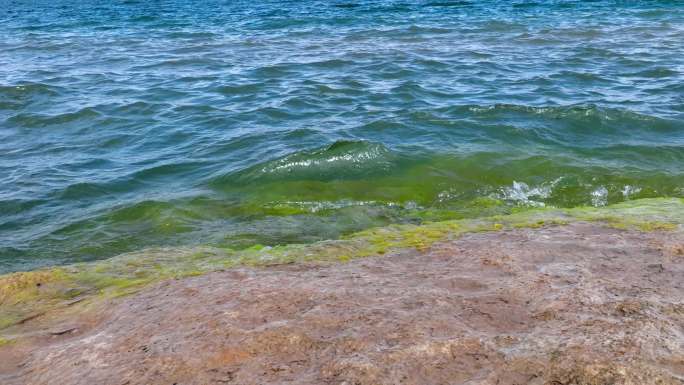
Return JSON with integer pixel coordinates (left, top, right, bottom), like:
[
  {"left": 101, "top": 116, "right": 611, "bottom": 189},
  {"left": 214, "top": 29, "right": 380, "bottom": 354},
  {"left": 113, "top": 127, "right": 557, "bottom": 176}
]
[{"left": 1, "top": 0, "right": 683, "bottom": 272}]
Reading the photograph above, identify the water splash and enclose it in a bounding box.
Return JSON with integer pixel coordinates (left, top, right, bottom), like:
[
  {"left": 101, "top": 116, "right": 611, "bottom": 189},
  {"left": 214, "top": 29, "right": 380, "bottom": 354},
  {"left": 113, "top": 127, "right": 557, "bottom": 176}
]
[
  {"left": 591, "top": 186, "right": 609, "bottom": 207},
  {"left": 496, "top": 179, "right": 560, "bottom": 207}
]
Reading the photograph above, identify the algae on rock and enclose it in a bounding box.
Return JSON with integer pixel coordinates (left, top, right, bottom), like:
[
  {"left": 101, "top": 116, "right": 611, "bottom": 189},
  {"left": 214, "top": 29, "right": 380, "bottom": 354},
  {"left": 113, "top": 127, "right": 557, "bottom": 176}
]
[{"left": 1, "top": 198, "right": 681, "bottom": 338}]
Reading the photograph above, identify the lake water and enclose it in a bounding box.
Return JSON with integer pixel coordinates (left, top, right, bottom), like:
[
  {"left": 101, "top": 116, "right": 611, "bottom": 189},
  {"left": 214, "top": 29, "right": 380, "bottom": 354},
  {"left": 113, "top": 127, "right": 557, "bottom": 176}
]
[{"left": 1, "top": 0, "right": 683, "bottom": 273}]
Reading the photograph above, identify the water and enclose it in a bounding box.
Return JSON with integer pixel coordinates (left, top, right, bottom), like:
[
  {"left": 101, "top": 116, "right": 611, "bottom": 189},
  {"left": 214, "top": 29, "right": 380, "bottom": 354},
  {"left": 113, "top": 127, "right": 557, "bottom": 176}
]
[{"left": 1, "top": 0, "right": 683, "bottom": 273}]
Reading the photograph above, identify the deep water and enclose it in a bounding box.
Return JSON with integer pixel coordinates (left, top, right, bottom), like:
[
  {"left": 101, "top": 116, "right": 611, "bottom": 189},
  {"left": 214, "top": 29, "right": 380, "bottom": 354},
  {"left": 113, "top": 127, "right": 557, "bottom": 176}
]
[{"left": 1, "top": 0, "right": 683, "bottom": 273}]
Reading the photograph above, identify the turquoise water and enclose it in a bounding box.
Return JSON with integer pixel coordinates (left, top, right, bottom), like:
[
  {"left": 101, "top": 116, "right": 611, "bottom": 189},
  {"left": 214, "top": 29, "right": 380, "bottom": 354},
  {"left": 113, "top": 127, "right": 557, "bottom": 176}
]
[{"left": 1, "top": 0, "right": 683, "bottom": 273}]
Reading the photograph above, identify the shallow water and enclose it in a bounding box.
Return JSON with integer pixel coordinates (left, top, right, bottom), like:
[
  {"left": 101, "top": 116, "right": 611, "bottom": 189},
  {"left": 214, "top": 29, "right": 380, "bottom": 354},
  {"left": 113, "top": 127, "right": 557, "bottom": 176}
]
[{"left": 1, "top": 0, "right": 683, "bottom": 273}]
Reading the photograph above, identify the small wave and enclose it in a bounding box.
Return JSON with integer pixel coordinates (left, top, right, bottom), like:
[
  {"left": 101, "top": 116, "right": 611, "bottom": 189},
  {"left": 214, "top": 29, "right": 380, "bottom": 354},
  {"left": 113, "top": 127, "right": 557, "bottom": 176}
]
[
  {"left": 0, "top": 83, "right": 61, "bottom": 98},
  {"left": 550, "top": 70, "right": 612, "bottom": 83},
  {"left": 131, "top": 162, "right": 205, "bottom": 181},
  {"left": 623, "top": 67, "right": 679, "bottom": 78},
  {"left": 590, "top": 186, "right": 608, "bottom": 207},
  {"left": 493, "top": 178, "right": 672, "bottom": 208},
  {"left": 307, "top": 59, "right": 355, "bottom": 69},
  {"left": 333, "top": 3, "right": 360, "bottom": 9},
  {"left": 129, "top": 15, "right": 156, "bottom": 22},
  {"left": 424, "top": 1, "right": 472, "bottom": 7},
  {"left": 59, "top": 182, "right": 112, "bottom": 200},
  {"left": 458, "top": 103, "right": 681, "bottom": 136},
  {"left": 8, "top": 107, "right": 102, "bottom": 128},
  {"left": 512, "top": 2, "right": 541, "bottom": 8},
  {"left": 621, "top": 185, "right": 642, "bottom": 200},
  {"left": 214, "top": 83, "right": 263, "bottom": 96},
  {"left": 464, "top": 104, "right": 641, "bottom": 120},
  {"left": 218, "top": 141, "right": 396, "bottom": 185},
  {"left": 0, "top": 198, "right": 44, "bottom": 218},
  {"left": 264, "top": 199, "right": 419, "bottom": 214},
  {"left": 495, "top": 180, "right": 559, "bottom": 207},
  {"left": 129, "top": 58, "right": 225, "bottom": 71},
  {"left": 167, "top": 31, "right": 219, "bottom": 39}
]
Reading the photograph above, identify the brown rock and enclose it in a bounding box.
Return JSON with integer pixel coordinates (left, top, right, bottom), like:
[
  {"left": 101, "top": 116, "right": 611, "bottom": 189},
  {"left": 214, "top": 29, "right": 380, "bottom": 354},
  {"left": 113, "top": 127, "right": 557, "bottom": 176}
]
[{"left": 1, "top": 223, "right": 683, "bottom": 384}]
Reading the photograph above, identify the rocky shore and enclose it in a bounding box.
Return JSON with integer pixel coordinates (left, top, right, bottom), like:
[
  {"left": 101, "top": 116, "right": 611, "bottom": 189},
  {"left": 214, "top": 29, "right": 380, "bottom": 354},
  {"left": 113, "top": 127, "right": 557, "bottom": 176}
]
[{"left": 1, "top": 219, "right": 683, "bottom": 384}]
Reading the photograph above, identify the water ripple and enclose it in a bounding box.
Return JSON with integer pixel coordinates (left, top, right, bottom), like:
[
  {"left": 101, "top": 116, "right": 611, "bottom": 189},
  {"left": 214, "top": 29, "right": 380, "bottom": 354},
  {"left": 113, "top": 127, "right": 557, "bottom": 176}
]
[{"left": 1, "top": 0, "right": 683, "bottom": 272}]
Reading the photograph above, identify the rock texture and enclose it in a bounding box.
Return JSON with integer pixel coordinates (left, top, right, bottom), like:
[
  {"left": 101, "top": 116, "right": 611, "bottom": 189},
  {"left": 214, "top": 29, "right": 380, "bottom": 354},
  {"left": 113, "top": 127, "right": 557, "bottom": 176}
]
[{"left": 1, "top": 223, "right": 683, "bottom": 384}]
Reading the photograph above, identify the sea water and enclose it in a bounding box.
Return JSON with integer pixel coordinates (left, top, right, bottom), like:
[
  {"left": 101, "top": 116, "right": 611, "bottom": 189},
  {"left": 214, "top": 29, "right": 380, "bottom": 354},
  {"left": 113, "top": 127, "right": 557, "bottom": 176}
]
[{"left": 1, "top": 0, "right": 683, "bottom": 272}]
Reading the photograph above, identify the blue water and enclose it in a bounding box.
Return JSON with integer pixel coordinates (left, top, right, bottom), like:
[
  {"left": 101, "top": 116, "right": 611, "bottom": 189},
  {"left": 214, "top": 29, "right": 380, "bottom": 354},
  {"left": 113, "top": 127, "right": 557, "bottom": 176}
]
[{"left": 1, "top": 0, "right": 683, "bottom": 273}]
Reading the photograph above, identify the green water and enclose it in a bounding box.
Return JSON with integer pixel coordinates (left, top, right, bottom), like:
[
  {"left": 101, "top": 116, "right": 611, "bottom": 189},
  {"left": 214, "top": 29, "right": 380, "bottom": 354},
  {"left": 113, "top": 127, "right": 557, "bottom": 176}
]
[{"left": 1, "top": 0, "right": 683, "bottom": 272}]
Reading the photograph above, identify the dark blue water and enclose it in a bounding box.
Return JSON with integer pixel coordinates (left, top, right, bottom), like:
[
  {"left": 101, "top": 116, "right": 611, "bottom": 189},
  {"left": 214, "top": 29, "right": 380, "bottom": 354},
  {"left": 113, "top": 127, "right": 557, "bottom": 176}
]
[{"left": 1, "top": 0, "right": 683, "bottom": 273}]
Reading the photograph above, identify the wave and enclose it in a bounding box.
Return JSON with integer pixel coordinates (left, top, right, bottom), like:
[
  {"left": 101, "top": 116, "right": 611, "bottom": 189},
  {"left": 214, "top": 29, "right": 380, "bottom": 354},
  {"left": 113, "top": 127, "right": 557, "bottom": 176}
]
[
  {"left": 493, "top": 174, "right": 681, "bottom": 209},
  {"left": 424, "top": 1, "right": 473, "bottom": 7},
  {"left": 0, "top": 83, "right": 62, "bottom": 98},
  {"left": 4, "top": 154, "right": 682, "bottom": 274},
  {"left": 7, "top": 107, "right": 102, "bottom": 128},
  {"left": 214, "top": 140, "right": 397, "bottom": 185},
  {"left": 433, "top": 104, "right": 684, "bottom": 147},
  {"left": 459, "top": 104, "right": 675, "bottom": 126}
]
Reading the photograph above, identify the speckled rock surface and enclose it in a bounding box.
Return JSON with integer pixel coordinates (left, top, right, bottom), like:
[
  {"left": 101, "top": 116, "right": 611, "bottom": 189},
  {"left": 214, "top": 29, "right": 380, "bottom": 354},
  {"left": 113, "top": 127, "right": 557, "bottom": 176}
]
[{"left": 1, "top": 223, "right": 683, "bottom": 385}]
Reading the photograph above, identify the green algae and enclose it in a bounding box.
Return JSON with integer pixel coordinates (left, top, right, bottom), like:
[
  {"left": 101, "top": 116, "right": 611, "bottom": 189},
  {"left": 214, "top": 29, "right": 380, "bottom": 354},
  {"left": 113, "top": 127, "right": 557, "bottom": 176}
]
[
  {"left": 0, "top": 315, "right": 19, "bottom": 331},
  {"left": 0, "top": 198, "right": 681, "bottom": 337},
  {"left": 634, "top": 222, "right": 678, "bottom": 231},
  {"left": 24, "top": 161, "right": 679, "bottom": 269},
  {"left": 0, "top": 269, "right": 74, "bottom": 305}
]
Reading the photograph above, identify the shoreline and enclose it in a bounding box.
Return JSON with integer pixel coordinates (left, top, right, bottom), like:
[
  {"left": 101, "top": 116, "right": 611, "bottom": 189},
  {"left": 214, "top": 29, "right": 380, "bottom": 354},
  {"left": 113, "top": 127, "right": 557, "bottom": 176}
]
[{"left": 1, "top": 198, "right": 683, "bottom": 383}]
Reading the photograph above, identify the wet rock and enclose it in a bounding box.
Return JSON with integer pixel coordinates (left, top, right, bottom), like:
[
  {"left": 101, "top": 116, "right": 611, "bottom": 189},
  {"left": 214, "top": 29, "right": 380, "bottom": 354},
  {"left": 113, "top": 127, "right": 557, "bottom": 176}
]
[{"left": 1, "top": 223, "right": 683, "bottom": 384}]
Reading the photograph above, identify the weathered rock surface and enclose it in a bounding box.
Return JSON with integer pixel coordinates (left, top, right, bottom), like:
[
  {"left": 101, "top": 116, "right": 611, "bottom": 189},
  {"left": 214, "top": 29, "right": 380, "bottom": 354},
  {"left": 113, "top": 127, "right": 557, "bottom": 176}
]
[{"left": 1, "top": 223, "right": 683, "bottom": 384}]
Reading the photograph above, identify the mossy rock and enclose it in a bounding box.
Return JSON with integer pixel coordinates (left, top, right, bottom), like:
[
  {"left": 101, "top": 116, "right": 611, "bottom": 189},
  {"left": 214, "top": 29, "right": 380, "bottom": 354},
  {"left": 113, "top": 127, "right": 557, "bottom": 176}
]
[{"left": 0, "top": 198, "right": 681, "bottom": 333}]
